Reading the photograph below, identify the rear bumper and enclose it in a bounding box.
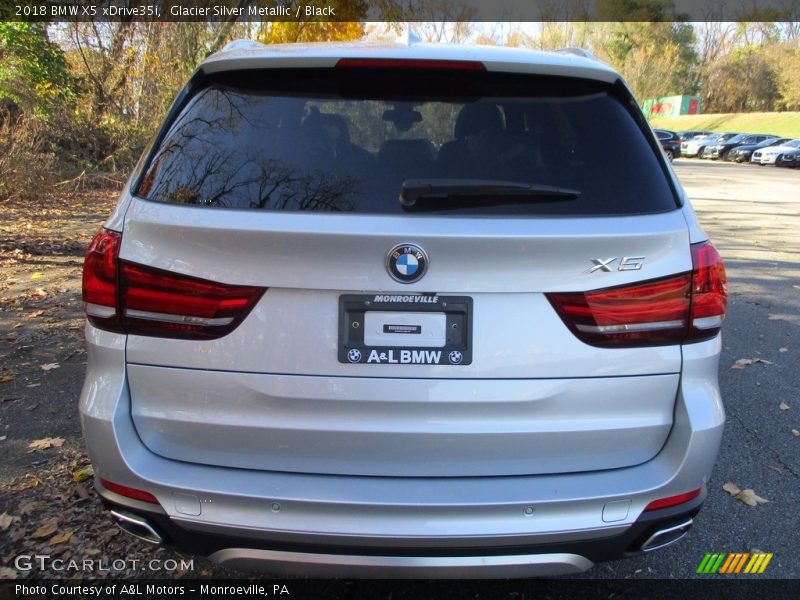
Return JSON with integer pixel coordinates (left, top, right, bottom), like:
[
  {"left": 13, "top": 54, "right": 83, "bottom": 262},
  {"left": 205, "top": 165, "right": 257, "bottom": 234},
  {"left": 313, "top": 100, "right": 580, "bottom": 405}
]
[
  {"left": 80, "top": 325, "right": 724, "bottom": 577},
  {"left": 98, "top": 487, "right": 703, "bottom": 577}
]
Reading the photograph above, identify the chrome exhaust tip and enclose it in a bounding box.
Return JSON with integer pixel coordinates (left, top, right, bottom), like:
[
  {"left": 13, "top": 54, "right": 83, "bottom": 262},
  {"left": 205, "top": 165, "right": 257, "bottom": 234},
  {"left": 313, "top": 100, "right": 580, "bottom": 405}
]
[
  {"left": 110, "top": 510, "right": 164, "bottom": 545},
  {"left": 640, "top": 518, "right": 693, "bottom": 552}
]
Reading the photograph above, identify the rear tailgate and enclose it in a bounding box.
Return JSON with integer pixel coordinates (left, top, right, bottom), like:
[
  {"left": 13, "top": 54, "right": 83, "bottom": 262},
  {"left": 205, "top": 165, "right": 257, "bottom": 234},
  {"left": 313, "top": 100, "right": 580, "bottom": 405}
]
[
  {"left": 120, "top": 62, "right": 689, "bottom": 477},
  {"left": 124, "top": 201, "right": 689, "bottom": 476}
]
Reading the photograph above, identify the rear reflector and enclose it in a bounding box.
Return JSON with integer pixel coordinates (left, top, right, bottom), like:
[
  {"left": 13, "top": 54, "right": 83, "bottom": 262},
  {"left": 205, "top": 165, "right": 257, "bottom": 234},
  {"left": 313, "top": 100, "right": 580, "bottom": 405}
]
[
  {"left": 99, "top": 478, "right": 159, "bottom": 504},
  {"left": 336, "top": 58, "right": 486, "bottom": 71},
  {"left": 546, "top": 241, "right": 726, "bottom": 348},
  {"left": 83, "top": 229, "right": 266, "bottom": 340},
  {"left": 644, "top": 488, "right": 702, "bottom": 511}
]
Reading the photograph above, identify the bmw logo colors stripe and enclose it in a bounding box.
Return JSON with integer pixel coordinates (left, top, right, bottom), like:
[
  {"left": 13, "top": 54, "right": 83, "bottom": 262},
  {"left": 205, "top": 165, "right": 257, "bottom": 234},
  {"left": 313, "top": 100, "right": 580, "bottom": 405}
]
[{"left": 386, "top": 243, "right": 428, "bottom": 283}]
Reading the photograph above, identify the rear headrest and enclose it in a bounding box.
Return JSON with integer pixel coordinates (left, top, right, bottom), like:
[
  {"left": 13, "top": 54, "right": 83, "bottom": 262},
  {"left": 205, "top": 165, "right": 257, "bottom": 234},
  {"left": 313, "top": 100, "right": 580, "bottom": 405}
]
[
  {"left": 454, "top": 104, "right": 504, "bottom": 140},
  {"left": 302, "top": 108, "right": 351, "bottom": 143}
]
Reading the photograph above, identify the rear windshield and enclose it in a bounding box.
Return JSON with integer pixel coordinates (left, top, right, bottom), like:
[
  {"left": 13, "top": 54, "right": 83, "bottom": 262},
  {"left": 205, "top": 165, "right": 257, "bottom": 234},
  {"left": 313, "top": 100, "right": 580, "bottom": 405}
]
[{"left": 137, "top": 68, "right": 678, "bottom": 216}]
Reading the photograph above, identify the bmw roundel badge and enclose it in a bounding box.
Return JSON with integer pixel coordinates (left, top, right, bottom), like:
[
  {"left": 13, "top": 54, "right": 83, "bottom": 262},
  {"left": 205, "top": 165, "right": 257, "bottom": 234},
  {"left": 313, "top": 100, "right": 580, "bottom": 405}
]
[{"left": 386, "top": 243, "right": 428, "bottom": 284}]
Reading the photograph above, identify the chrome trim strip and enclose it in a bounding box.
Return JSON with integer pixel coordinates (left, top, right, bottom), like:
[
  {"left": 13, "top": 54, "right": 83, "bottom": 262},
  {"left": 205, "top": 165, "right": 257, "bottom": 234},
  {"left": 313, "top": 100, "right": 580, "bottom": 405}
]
[
  {"left": 124, "top": 308, "right": 233, "bottom": 326},
  {"left": 84, "top": 302, "right": 116, "bottom": 318},
  {"left": 209, "top": 548, "right": 593, "bottom": 578},
  {"left": 576, "top": 319, "right": 685, "bottom": 334},
  {"left": 692, "top": 315, "right": 723, "bottom": 330}
]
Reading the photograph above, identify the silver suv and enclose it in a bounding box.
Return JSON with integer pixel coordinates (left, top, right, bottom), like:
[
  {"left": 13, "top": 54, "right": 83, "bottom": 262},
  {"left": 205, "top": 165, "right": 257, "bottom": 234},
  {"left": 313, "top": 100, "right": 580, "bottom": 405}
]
[{"left": 80, "top": 40, "right": 727, "bottom": 578}]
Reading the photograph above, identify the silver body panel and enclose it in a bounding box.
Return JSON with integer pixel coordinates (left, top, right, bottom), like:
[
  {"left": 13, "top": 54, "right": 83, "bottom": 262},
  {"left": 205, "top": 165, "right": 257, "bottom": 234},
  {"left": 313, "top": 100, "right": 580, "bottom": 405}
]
[
  {"left": 120, "top": 196, "right": 689, "bottom": 476},
  {"left": 80, "top": 326, "right": 724, "bottom": 571},
  {"left": 128, "top": 365, "right": 677, "bottom": 476}
]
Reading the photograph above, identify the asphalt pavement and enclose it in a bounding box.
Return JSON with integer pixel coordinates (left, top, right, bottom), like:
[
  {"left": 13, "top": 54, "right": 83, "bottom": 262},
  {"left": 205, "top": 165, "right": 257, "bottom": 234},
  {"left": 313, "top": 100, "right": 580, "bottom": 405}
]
[{"left": 567, "top": 159, "right": 800, "bottom": 580}]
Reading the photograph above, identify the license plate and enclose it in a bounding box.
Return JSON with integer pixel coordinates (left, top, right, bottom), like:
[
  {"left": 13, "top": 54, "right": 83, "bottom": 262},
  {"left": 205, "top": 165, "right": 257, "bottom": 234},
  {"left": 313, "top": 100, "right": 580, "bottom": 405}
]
[{"left": 339, "top": 294, "right": 472, "bottom": 365}]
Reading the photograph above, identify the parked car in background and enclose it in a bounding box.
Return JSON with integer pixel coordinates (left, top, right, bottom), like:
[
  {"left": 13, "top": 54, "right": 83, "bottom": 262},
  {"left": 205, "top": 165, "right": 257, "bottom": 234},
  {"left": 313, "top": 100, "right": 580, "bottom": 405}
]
[
  {"left": 676, "top": 130, "right": 713, "bottom": 143},
  {"left": 80, "top": 40, "right": 727, "bottom": 578},
  {"left": 703, "top": 134, "right": 775, "bottom": 160},
  {"left": 776, "top": 148, "right": 800, "bottom": 168},
  {"left": 752, "top": 139, "right": 800, "bottom": 165},
  {"left": 725, "top": 137, "right": 789, "bottom": 163},
  {"left": 697, "top": 133, "right": 741, "bottom": 159},
  {"left": 681, "top": 134, "right": 714, "bottom": 158},
  {"left": 655, "top": 129, "right": 681, "bottom": 161}
]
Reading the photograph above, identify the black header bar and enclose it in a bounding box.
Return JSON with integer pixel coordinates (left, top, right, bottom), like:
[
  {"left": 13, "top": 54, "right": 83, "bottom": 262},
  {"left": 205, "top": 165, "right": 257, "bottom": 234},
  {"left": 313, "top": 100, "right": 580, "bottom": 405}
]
[{"left": 3, "top": 0, "right": 799, "bottom": 23}]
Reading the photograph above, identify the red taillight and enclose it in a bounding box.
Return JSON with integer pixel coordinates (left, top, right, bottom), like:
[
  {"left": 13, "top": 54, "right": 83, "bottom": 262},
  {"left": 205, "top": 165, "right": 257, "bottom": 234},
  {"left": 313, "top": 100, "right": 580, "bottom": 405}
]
[
  {"left": 82, "top": 230, "right": 123, "bottom": 332},
  {"left": 82, "top": 229, "right": 266, "bottom": 340},
  {"left": 644, "top": 488, "right": 702, "bottom": 511},
  {"left": 546, "top": 241, "right": 726, "bottom": 348},
  {"left": 335, "top": 58, "right": 486, "bottom": 71},
  {"left": 547, "top": 274, "right": 692, "bottom": 348},
  {"left": 687, "top": 241, "right": 727, "bottom": 342},
  {"left": 99, "top": 478, "right": 159, "bottom": 504}
]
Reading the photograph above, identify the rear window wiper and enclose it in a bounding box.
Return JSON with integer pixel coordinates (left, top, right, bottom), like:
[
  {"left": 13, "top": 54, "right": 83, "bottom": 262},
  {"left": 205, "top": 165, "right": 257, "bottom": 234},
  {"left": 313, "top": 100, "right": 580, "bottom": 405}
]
[{"left": 399, "top": 179, "right": 581, "bottom": 211}]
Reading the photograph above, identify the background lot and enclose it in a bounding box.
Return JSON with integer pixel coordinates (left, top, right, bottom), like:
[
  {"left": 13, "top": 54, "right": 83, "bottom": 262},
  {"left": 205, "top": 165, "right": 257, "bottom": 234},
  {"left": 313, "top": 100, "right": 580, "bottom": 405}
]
[{"left": 0, "top": 160, "right": 798, "bottom": 583}]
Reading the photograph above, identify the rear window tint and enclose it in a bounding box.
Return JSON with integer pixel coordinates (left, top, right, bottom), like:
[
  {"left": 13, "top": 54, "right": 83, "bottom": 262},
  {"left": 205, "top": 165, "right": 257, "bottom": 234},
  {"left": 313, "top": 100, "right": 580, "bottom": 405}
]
[{"left": 137, "top": 69, "right": 677, "bottom": 216}]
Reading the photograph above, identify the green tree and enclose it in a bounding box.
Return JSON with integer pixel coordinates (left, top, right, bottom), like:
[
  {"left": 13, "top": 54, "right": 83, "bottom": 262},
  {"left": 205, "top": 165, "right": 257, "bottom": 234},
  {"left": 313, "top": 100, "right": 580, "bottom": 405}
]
[
  {"left": 590, "top": 21, "right": 699, "bottom": 101},
  {"left": 0, "top": 23, "right": 75, "bottom": 113}
]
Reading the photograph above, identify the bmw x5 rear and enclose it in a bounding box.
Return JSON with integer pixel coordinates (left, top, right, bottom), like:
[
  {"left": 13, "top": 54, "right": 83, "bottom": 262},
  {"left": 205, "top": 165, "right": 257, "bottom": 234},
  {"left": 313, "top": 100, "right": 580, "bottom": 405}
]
[{"left": 79, "top": 41, "right": 727, "bottom": 578}]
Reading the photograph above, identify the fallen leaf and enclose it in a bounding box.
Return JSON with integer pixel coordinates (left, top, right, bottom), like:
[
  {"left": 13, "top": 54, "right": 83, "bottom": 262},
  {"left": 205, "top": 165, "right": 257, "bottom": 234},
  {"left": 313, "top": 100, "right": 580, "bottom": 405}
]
[
  {"left": 723, "top": 481, "right": 741, "bottom": 495},
  {"left": 18, "top": 500, "right": 40, "bottom": 515},
  {"left": 28, "top": 437, "right": 65, "bottom": 451},
  {"left": 731, "top": 357, "right": 773, "bottom": 369},
  {"left": 0, "top": 512, "right": 21, "bottom": 531},
  {"left": 74, "top": 485, "right": 90, "bottom": 501},
  {"left": 31, "top": 517, "right": 59, "bottom": 539},
  {"left": 792, "top": 429, "right": 799, "bottom": 437},
  {"left": 723, "top": 482, "right": 769, "bottom": 506},
  {"left": 84, "top": 548, "right": 101, "bottom": 556},
  {"left": 26, "top": 402, "right": 39, "bottom": 411},
  {"left": 26, "top": 383, "right": 41, "bottom": 388},
  {"left": 31, "top": 272, "right": 42, "bottom": 280},
  {"left": 72, "top": 465, "right": 94, "bottom": 483},
  {"left": 0, "top": 374, "right": 13, "bottom": 384},
  {"left": 779, "top": 402, "right": 791, "bottom": 411},
  {"left": 0, "top": 436, "right": 6, "bottom": 442},
  {"left": 734, "top": 489, "right": 769, "bottom": 507},
  {"left": 0, "top": 566, "right": 17, "bottom": 579},
  {"left": 49, "top": 531, "right": 73, "bottom": 545},
  {"left": 40, "top": 363, "right": 60, "bottom": 371},
  {"left": 768, "top": 465, "right": 783, "bottom": 474}
]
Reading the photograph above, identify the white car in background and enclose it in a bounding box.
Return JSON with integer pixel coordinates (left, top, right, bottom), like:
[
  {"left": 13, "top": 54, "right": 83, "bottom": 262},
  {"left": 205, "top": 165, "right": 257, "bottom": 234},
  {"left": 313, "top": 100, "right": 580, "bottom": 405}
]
[
  {"left": 751, "top": 138, "right": 800, "bottom": 165},
  {"left": 680, "top": 134, "right": 715, "bottom": 158}
]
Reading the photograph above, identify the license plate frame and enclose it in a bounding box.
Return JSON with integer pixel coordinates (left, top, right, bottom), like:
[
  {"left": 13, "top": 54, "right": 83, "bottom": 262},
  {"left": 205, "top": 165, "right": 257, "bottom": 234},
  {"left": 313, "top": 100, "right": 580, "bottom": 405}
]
[{"left": 338, "top": 294, "right": 472, "bottom": 365}]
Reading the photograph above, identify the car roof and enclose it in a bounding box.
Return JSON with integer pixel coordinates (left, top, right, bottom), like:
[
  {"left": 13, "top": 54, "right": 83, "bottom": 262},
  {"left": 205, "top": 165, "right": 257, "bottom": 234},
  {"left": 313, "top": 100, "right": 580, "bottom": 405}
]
[{"left": 199, "top": 40, "right": 621, "bottom": 84}]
